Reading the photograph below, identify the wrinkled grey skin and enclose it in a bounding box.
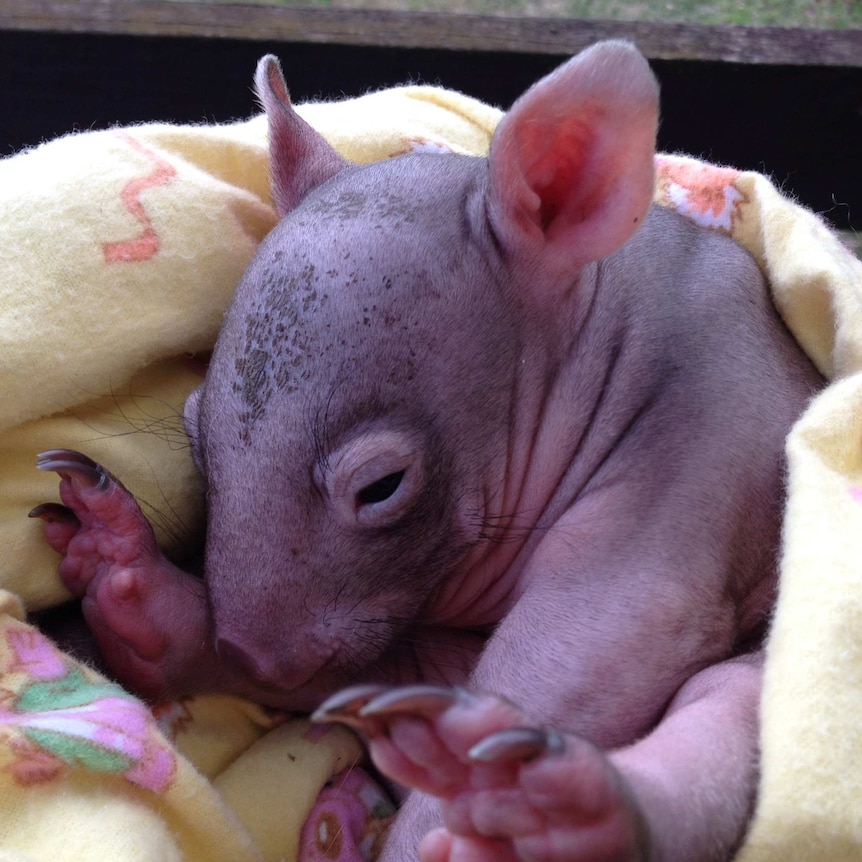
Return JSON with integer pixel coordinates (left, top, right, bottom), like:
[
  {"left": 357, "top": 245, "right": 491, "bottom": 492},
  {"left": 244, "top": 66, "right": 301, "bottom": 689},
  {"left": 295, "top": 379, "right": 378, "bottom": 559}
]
[{"left": 40, "top": 42, "right": 822, "bottom": 862}]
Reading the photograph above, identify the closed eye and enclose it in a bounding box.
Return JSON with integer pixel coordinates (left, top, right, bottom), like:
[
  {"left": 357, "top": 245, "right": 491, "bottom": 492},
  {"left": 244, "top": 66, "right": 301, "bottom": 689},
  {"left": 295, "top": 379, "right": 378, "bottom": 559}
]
[{"left": 356, "top": 471, "right": 405, "bottom": 506}]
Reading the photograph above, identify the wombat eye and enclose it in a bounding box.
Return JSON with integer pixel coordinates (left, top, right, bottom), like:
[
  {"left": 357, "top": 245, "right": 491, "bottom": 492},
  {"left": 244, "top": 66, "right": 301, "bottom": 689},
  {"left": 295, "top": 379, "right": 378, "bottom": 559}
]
[
  {"left": 356, "top": 471, "right": 405, "bottom": 506},
  {"left": 325, "top": 432, "right": 422, "bottom": 526}
]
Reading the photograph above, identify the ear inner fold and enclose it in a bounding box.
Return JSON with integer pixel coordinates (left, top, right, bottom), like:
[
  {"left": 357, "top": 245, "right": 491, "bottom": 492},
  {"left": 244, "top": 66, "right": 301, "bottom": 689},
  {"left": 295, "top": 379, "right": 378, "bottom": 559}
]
[{"left": 488, "top": 41, "right": 659, "bottom": 270}]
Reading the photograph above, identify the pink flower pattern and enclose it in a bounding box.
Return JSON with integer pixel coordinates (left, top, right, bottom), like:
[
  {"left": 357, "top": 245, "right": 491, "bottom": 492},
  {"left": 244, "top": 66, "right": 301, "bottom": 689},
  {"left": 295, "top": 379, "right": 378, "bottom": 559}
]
[
  {"left": 300, "top": 766, "right": 396, "bottom": 862},
  {"left": 0, "top": 625, "right": 176, "bottom": 792},
  {"left": 655, "top": 156, "right": 748, "bottom": 234}
]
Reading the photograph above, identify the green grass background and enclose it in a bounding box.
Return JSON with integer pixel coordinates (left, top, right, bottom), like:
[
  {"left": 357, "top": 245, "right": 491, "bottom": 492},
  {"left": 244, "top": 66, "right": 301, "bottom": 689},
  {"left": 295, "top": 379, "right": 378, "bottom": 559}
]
[{"left": 193, "top": 0, "right": 862, "bottom": 28}]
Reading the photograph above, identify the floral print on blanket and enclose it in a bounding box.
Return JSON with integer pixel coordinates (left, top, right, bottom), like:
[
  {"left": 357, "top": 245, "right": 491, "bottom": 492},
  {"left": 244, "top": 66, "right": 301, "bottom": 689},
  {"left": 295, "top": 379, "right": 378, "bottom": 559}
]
[
  {"left": 654, "top": 155, "right": 748, "bottom": 234},
  {"left": 299, "top": 766, "right": 397, "bottom": 862},
  {"left": 0, "top": 623, "right": 176, "bottom": 792}
]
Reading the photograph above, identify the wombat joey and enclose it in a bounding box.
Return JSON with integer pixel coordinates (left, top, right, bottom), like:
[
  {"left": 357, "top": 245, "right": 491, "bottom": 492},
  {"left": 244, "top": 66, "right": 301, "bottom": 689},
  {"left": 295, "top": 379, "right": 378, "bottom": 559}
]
[{"left": 34, "top": 41, "right": 821, "bottom": 862}]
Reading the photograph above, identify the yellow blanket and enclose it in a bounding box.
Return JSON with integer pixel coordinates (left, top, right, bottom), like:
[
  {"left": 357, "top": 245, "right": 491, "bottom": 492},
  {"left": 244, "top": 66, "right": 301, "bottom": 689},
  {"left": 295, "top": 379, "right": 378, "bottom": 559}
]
[{"left": 0, "top": 73, "right": 860, "bottom": 861}]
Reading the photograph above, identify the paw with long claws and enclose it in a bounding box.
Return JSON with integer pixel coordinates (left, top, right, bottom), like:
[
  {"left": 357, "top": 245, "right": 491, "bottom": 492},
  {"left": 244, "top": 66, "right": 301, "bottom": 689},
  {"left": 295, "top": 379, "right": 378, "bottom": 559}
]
[
  {"left": 31, "top": 449, "right": 212, "bottom": 701},
  {"left": 314, "top": 685, "right": 651, "bottom": 862}
]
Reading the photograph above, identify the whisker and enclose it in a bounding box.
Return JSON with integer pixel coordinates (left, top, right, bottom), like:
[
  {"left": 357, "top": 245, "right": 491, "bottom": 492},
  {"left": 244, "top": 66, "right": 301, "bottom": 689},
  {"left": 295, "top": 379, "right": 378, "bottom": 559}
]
[{"left": 470, "top": 509, "right": 552, "bottom": 544}]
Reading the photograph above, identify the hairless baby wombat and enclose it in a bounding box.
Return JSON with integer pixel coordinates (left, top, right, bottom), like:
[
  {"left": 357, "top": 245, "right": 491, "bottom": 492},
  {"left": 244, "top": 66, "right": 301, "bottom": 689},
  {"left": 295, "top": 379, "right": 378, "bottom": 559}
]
[{"left": 34, "top": 41, "right": 822, "bottom": 862}]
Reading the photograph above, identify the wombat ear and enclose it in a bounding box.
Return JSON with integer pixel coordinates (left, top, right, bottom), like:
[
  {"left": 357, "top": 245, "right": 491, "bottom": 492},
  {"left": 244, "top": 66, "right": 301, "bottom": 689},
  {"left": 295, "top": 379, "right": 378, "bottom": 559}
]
[
  {"left": 487, "top": 41, "right": 658, "bottom": 273},
  {"left": 255, "top": 55, "right": 349, "bottom": 217}
]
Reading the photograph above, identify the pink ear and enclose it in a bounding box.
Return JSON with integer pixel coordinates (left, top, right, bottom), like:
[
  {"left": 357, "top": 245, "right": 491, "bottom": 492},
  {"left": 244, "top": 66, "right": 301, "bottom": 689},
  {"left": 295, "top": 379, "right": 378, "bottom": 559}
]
[
  {"left": 488, "top": 41, "right": 658, "bottom": 271},
  {"left": 254, "top": 55, "right": 349, "bottom": 217}
]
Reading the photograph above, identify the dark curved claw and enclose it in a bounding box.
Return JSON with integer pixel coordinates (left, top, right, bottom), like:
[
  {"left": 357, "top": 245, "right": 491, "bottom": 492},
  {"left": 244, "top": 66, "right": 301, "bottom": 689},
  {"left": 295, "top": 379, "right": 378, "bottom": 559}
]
[
  {"left": 468, "top": 726, "right": 565, "bottom": 763},
  {"left": 28, "top": 502, "right": 78, "bottom": 523},
  {"left": 311, "top": 684, "right": 391, "bottom": 725},
  {"left": 36, "top": 449, "right": 111, "bottom": 491},
  {"left": 359, "top": 684, "right": 468, "bottom": 718}
]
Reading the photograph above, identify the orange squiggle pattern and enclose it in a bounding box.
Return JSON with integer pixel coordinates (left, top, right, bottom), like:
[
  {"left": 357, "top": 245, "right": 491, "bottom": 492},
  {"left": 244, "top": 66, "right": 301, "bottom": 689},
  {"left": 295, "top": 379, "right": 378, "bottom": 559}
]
[{"left": 103, "top": 132, "right": 178, "bottom": 263}]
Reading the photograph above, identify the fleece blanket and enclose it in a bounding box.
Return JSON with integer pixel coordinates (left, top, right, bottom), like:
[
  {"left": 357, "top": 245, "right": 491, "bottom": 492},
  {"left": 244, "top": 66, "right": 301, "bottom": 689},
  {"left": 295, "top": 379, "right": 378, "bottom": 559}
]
[{"left": 0, "top": 73, "right": 860, "bottom": 861}]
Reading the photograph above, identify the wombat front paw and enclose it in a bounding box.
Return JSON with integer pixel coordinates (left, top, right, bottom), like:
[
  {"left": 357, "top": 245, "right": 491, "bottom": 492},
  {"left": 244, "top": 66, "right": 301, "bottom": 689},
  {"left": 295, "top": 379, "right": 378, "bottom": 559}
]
[
  {"left": 33, "top": 449, "right": 210, "bottom": 702},
  {"left": 315, "top": 684, "right": 651, "bottom": 862},
  {"left": 34, "top": 448, "right": 160, "bottom": 596}
]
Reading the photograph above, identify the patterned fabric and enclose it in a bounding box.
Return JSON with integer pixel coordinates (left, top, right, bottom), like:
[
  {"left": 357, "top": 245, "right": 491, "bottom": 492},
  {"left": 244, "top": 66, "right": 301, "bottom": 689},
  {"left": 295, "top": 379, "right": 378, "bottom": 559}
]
[
  {"left": 299, "top": 768, "right": 397, "bottom": 862},
  {"left": 1, "top": 622, "right": 175, "bottom": 791},
  {"left": 0, "top": 589, "right": 391, "bottom": 862}
]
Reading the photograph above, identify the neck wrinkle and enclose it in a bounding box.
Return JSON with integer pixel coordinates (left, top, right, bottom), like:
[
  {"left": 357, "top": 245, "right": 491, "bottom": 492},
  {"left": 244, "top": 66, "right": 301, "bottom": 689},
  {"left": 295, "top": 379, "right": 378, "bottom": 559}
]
[{"left": 428, "top": 263, "right": 606, "bottom": 628}]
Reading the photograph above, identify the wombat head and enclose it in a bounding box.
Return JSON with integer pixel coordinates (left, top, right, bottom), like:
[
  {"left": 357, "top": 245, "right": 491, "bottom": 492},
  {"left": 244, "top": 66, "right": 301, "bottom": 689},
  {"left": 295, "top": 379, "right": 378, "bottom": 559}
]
[{"left": 184, "top": 42, "right": 658, "bottom": 701}]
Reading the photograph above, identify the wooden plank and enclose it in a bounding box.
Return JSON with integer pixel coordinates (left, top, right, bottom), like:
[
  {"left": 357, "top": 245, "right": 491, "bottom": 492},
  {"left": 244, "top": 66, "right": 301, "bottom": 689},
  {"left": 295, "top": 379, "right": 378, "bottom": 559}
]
[{"left": 0, "top": 0, "right": 860, "bottom": 67}]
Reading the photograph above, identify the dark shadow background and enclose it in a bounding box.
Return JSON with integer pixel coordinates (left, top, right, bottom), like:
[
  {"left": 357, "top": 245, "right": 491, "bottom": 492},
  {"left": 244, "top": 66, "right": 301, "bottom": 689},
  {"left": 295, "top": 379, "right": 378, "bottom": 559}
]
[{"left": 2, "top": 28, "right": 860, "bottom": 230}]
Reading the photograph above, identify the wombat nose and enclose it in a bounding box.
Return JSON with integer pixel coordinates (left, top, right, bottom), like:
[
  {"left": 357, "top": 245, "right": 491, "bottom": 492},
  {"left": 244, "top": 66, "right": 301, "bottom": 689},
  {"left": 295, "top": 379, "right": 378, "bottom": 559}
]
[{"left": 216, "top": 637, "right": 271, "bottom": 684}]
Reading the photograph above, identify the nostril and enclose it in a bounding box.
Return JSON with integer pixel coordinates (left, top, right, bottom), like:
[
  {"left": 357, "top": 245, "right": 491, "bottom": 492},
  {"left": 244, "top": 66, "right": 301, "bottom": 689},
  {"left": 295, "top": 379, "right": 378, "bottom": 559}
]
[{"left": 216, "top": 637, "right": 269, "bottom": 683}]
